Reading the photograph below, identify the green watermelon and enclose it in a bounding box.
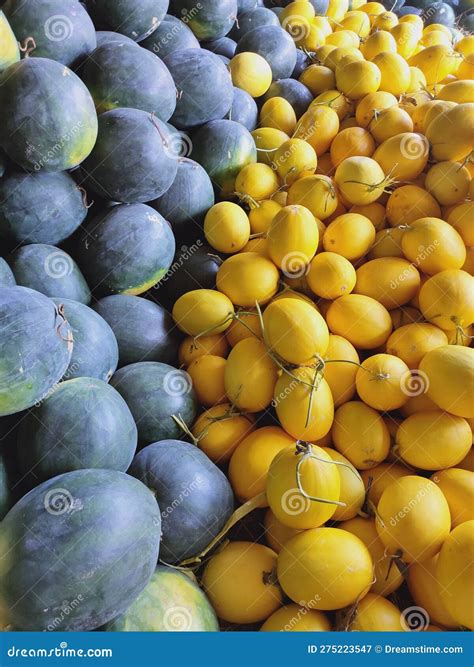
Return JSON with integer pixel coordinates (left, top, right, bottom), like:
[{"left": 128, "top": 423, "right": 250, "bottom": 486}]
[
  {"left": 86, "top": 0, "right": 168, "bottom": 41},
  {"left": 263, "top": 79, "right": 313, "bottom": 118},
  {"left": 0, "top": 257, "right": 15, "bottom": 287},
  {"left": 169, "top": 0, "right": 237, "bottom": 41},
  {"left": 17, "top": 378, "right": 137, "bottom": 480},
  {"left": 164, "top": 49, "right": 234, "bottom": 129},
  {"left": 140, "top": 17, "right": 200, "bottom": 58},
  {"left": 0, "top": 469, "right": 161, "bottom": 630},
  {"left": 235, "top": 25, "right": 297, "bottom": 80},
  {"left": 51, "top": 298, "right": 119, "bottom": 382},
  {"left": 9, "top": 244, "right": 91, "bottom": 305},
  {"left": 227, "top": 87, "right": 258, "bottom": 131},
  {"left": 0, "top": 10, "right": 19, "bottom": 71},
  {"left": 229, "top": 7, "right": 279, "bottom": 40},
  {"left": 0, "top": 171, "right": 87, "bottom": 245},
  {"left": 203, "top": 36, "right": 237, "bottom": 58},
  {"left": 191, "top": 119, "right": 257, "bottom": 194},
  {"left": 0, "top": 58, "right": 98, "bottom": 172},
  {"left": 81, "top": 42, "right": 176, "bottom": 119},
  {"left": 3, "top": 0, "right": 96, "bottom": 67},
  {"left": 110, "top": 362, "right": 197, "bottom": 446},
  {"left": 77, "top": 204, "right": 175, "bottom": 296},
  {"left": 105, "top": 566, "right": 219, "bottom": 631},
  {"left": 0, "top": 287, "right": 73, "bottom": 417},
  {"left": 80, "top": 107, "right": 178, "bottom": 203},
  {"left": 95, "top": 30, "right": 138, "bottom": 47}
]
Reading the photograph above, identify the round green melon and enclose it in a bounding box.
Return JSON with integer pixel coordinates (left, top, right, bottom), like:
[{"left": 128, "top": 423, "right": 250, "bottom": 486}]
[
  {"left": 0, "top": 469, "right": 161, "bottom": 630},
  {"left": 9, "top": 244, "right": 91, "bottom": 305},
  {"left": 170, "top": 0, "right": 237, "bottom": 41},
  {"left": 229, "top": 7, "right": 279, "bottom": 40},
  {"left": 191, "top": 119, "right": 257, "bottom": 194},
  {"left": 0, "top": 171, "right": 87, "bottom": 245},
  {"left": 81, "top": 42, "right": 176, "bottom": 119},
  {"left": 0, "top": 286, "right": 73, "bottom": 417},
  {"left": 235, "top": 25, "right": 297, "bottom": 80},
  {"left": 227, "top": 87, "right": 258, "bottom": 131},
  {"left": 95, "top": 31, "right": 137, "bottom": 47},
  {"left": 140, "top": 17, "right": 200, "bottom": 58},
  {"left": 3, "top": 0, "right": 96, "bottom": 67},
  {"left": 51, "top": 298, "right": 119, "bottom": 382},
  {"left": 0, "top": 58, "right": 98, "bottom": 172},
  {"left": 17, "top": 377, "right": 137, "bottom": 481},
  {"left": 0, "top": 257, "right": 15, "bottom": 287},
  {"left": 0, "top": 10, "right": 19, "bottom": 72},
  {"left": 80, "top": 107, "right": 178, "bottom": 203},
  {"left": 263, "top": 79, "right": 313, "bottom": 119},
  {"left": 110, "top": 362, "right": 197, "bottom": 446},
  {"left": 77, "top": 203, "right": 175, "bottom": 296},
  {"left": 105, "top": 566, "right": 219, "bottom": 631},
  {"left": 86, "top": 0, "right": 169, "bottom": 41},
  {"left": 164, "top": 49, "right": 234, "bottom": 129}
]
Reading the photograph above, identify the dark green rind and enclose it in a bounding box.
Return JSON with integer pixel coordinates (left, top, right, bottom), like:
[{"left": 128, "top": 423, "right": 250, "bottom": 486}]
[
  {"left": 0, "top": 171, "right": 87, "bottom": 245},
  {"left": 95, "top": 30, "right": 138, "bottom": 47},
  {"left": 0, "top": 148, "right": 7, "bottom": 177},
  {"left": 104, "top": 566, "right": 219, "bottom": 631},
  {"left": 152, "top": 158, "right": 215, "bottom": 238},
  {"left": 191, "top": 119, "right": 257, "bottom": 193},
  {"left": 0, "top": 452, "right": 11, "bottom": 519},
  {"left": 152, "top": 242, "right": 220, "bottom": 309},
  {"left": 110, "top": 362, "right": 197, "bottom": 446},
  {"left": 227, "top": 87, "right": 258, "bottom": 131},
  {"left": 140, "top": 18, "right": 199, "bottom": 58},
  {"left": 229, "top": 7, "right": 279, "bottom": 41},
  {"left": 77, "top": 203, "right": 175, "bottom": 296},
  {"left": 17, "top": 378, "right": 137, "bottom": 481},
  {"left": 3, "top": 0, "right": 96, "bottom": 67},
  {"left": 81, "top": 42, "right": 176, "bottom": 120},
  {"left": 0, "top": 10, "right": 19, "bottom": 71},
  {"left": 0, "top": 257, "right": 15, "bottom": 286},
  {"left": 0, "top": 286, "right": 72, "bottom": 417},
  {"left": 0, "top": 58, "right": 98, "bottom": 173},
  {"left": 80, "top": 107, "right": 178, "bottom": 203},
  {"left": 235, "top": 25, "right": 297, "bottom": 80},
  {"left": 169, "top": 0, "right": 237, "bottom": 41},
  {"left": 9, "top": 244, "right": 91, "bottom": 305},
  {"left": 164, "top": 49, "right": 233, "bottom": 129},
  {"left": 263, "top": 78, "right": 313, "bottom": 118},
  {"left": 292, "top": 50, "right": 311, "bottom": 80},
  {"left": 0, "top": 469, "right": 161, "bottom": 631},
  {"left": 86, "top": 0, "right": 168, "bottom": 41},
  {"left": 203, "top": 36, "right": 236, "bottom": 58},
  {"left": 130, "top": 439, "right": 234, "bottom": 563},
  {"left": 93, "top": 295, "right": 179, "bottom": 367},
  {"left": 51, "top": 298, "right": 119, "bottom": 382},
  {"left": 238, "top": 0, "right": 259, "bottom": 10}
]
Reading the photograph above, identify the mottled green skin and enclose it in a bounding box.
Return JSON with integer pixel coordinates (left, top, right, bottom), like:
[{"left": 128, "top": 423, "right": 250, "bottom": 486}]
[
  {"left": 87, "top": 0, "right": 168, "bottom": 41},
  {"left": 191, "top": 119, "right": 257, "bottom": 194},
  {"left": 202, "top": 36, "right": 236, "bottom": 58},
  {"left": 17, "top": 378, "right": 137, "bottom": 481},
  {"left": 80, "top": 108, "right": 178, "bottom": 203},
  {"left": 9, "top": 244, "right": 91, "bottom": 305},
  {"left": 164, "top": 49, "right": 233, "bottom": 129},
  {"left": 140, "top": 18, "right": 199, "bottom": 59},
  {"left": 0, "top": 58, "right": 98, "bottom": 172},
  {"left": 227, "top": 87, "right": 258, "bottom": 131},
  {"left": 0, "top": 287, "right": 72, "bottom": 417},
  {"left": 0, "top": 10, "right": 19, "bottom": 71},
  {"left": 0, "top": 257, "right": 15, "bottom": 287},
  {"left": 51, "top": 298, "right": 118, "bottom": 382},
  {"left": 110, "top": 362, "right": 197, "bottom": 446},
  {"left": 229, "top": 7, "right": 279, "bottom": 41},
  {"left": 170, "top": 0, "right": 237, "bottom": 41},
  {"left": 77, "top": 204, "right": 175, "bottom": 296},
  {"left": 95, "top": 31, "right": 137, "bottom": 48},
  {"left": 105, "top": 566, "right": 219, "bottom": 631},
  {"left": 235, "top": 25, "right": 297, "bottom": 80},
  {"left": 82, "top": 42, "right": 176, "bottom": 120},
  {"left": 0, "top": 171, "right": 87, "bottom": 245},
  {"left": 0, "top": 469, "right": 161, "bottom": 630},
  {"left": 130, "top": 440, "right": 234, "bottom": 563},
  {"left": 93, "top": 295, "right": 179, "bottom": 367},
  {"left": 263, "top": 79, "right": 313, "bottom": 119},
  {"left": 3, "top": 0, "right": 96, "bottom": 67}
]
